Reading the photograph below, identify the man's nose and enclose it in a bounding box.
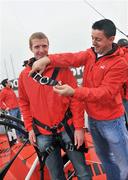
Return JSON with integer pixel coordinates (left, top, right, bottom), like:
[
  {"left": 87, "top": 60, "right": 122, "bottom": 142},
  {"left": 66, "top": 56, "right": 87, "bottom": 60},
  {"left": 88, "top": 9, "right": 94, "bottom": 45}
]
[
  {"left": 92, "top": 39, "right": 97, "bottom": 46},
  {"left": 39, "top": 46, "right": 45, "bottom": 52},
  {"left": 39, "top": 46, "right": 45, "bottom": 53}
]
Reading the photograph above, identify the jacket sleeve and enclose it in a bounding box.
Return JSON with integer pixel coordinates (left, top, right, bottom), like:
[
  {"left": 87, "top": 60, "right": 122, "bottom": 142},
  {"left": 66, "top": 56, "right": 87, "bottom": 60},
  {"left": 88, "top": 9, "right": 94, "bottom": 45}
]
[
  {"left": 49, "top": 51, "right": 89, "bottom": 68},
  {"left": 62, "top": 68, "right": 85, "bottom": 129},
  {"left": 74, "top": 58, "right": 128, "bottom": 102},
  {"left": 18, "top": 72, "right": 33, "bottom": 132}
]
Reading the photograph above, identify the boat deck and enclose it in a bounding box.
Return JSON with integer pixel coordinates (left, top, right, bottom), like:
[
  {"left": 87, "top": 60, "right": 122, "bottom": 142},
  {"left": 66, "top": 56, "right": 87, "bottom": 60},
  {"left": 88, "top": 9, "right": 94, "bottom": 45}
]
[{"left": 0, "top": 132, "right": 106, "bottom": 180}]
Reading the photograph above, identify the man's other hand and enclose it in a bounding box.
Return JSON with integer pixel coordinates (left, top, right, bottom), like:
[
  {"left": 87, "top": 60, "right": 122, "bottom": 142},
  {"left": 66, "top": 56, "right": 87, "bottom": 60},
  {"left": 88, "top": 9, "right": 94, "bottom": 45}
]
[
  {"left": 53, "top": 84, "right": 75, "bottom": 96},
  {"left": 29, "top": 129, "right": 37, "bottom": 146},
  {"left": 74, "top": 128, "right": 85, "bottom": 149}
]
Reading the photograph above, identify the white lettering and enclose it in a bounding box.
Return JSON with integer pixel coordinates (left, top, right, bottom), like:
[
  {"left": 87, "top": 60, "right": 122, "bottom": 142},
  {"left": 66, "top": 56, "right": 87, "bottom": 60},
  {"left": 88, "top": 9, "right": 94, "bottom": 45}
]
[
  {"left": 39, "top": 76, "right": 49, "bottom": 84},
  {"left": 33, "top": 73, "right": 41, "bottom": 81}
]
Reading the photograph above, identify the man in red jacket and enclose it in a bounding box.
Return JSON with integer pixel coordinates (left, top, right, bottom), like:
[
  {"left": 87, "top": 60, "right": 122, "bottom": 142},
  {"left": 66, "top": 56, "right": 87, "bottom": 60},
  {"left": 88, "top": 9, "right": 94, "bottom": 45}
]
[
  {"left": 18, "top": 32, "right": 91, "bottom": 180},
  {"left": 0, "top": 79, "right": 23, "bottom": 140},
  {"left": 30, "top": 20, "right": 128, "bottom": 180},
  {"left": 117, "top": 38, "right": 128, "bottom": 118}
]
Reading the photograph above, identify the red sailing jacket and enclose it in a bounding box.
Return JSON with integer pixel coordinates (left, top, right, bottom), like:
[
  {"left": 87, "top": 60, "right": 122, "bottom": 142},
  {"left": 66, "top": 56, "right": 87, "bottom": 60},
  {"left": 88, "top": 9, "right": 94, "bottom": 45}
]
[
  {"left": 49, "top": 45, "right": 128, "bottom": 120},
  {"left": 0, "top": 87, "right": 19, "bottom": 110},
  {"left": 18, "top": 65, "right": 84, "bottom": 134},
  {"left": 120, "top": 47, "right": 128, "bottom": 100}
]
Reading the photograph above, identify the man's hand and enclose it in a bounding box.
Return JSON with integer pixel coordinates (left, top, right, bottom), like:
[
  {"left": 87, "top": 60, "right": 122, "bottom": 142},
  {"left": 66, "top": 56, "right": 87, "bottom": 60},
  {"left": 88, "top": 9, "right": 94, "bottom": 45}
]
[
  {"left": 29, "top": 129, "right": 37, "bottom": 146},
  {"left": 29, "top": 56, "right": 51, "bottom": 76},
  {"left": 53, "top": 84, "right": 75, "bottom": 96},
  {"left": 5, "top": 107, "right": 9, "bottom": 111},
  {"left": 74, "top": 128, "right": 85, "bottom": 149}
]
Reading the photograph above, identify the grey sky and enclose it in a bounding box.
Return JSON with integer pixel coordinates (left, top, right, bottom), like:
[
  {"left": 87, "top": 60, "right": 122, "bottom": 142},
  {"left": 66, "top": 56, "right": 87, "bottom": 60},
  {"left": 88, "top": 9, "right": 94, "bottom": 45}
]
[{"left": 1, "top": 0, "right": 128, "bottom": 81}]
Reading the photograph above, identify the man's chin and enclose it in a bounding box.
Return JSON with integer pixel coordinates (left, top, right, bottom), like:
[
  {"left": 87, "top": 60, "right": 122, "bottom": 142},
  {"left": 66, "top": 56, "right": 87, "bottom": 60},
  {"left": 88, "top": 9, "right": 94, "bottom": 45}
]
[{"left": 94, "top": 48, "right": 102, "bottom": 54}]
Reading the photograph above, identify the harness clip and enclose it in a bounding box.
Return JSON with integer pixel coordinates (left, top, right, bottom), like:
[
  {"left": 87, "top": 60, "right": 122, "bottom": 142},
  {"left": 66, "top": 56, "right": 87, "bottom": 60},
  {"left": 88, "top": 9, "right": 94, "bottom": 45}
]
[
  {"left": 45, "top": 146, "right": 54, "bottom": 154},
  {"left": 66, "top": 143, "right": 74, "bottom": 151}
]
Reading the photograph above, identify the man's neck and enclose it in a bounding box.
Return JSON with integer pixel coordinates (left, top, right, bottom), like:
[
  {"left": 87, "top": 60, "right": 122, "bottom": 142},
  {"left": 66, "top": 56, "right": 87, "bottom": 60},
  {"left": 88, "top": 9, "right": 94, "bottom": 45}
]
[{"left": 101, "top": 46, "right": 113, "bottom": 56}]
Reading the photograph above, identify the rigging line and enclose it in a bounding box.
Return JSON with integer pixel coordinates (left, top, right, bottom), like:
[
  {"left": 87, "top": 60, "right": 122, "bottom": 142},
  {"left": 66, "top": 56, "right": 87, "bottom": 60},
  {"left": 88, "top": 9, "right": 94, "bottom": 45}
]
[
  {"left": 83, "top": 0, "right": 128, "bottom": 38},
  {"left": 0, "top": 140, "right": 29, "bottom": 179},
  {"left": 83, "top": 0, "right": 105, "bottom": 19},
  {"left": 4, "top": 59, "right": 9, "bottom": 79},
  {"left": 22, "top": 152, "right": 36, "bottom": 162},
  {"left": 10, "top": 54, "right": 16, "bottom": 79}
]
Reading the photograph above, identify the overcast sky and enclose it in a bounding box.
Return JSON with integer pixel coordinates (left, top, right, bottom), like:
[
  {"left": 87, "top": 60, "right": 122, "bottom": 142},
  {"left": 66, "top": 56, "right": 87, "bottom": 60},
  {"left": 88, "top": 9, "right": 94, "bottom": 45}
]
[{"left": 0, "top": 0, "right": 128, "bottom": 81}]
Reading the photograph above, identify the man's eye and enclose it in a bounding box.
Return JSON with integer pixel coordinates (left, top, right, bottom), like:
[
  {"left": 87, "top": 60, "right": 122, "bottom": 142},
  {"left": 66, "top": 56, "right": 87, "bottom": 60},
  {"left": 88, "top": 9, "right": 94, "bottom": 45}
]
[
  {"left": 35, "top": 46, "right": 39, "bottom": 49},
  {"left": 42, "top": 45, "right": 48, "bottom": 48},
  {"left": 97, "top": 39, "right": 101, "bottom": 41}
]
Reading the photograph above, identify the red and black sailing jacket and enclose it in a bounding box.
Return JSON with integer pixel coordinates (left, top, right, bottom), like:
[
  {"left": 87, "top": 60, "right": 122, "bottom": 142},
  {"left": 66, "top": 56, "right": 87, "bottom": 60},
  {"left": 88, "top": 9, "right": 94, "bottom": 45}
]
[
  {"left": 49, "top": 44, "right": 128, "bottom": 120},
  {"left": 18, "top": 64, "right": 84, "bottom": 134}
]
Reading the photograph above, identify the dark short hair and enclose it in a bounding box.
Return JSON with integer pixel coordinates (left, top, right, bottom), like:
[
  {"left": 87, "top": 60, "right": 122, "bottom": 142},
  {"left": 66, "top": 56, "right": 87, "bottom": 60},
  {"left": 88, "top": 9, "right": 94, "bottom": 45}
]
[
  {"left": 117, "top": 38, "right": 128, "bottom": 47},
  {"left": 1, "top": 78, "right": 8, "bottom": 87},
  {"left": 92, "top": 19, "right": 116, "bottom": 37}
]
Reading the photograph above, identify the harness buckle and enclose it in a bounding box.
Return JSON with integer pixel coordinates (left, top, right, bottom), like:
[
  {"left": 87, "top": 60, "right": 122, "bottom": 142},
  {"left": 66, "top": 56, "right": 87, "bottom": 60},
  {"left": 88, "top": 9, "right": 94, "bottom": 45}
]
[
  {"left": 66, "top": 143, "right": 74, "bottom": 151},
  {"left": 45, "top": 146, "right": 54, "bottom": 154}
]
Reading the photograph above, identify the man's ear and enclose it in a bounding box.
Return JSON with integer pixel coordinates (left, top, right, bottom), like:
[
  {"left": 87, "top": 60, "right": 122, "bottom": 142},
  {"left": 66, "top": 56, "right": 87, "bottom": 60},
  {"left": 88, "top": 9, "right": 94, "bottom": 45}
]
[{"left": 109, "top": 36, "right": 115, "bottom": 42}]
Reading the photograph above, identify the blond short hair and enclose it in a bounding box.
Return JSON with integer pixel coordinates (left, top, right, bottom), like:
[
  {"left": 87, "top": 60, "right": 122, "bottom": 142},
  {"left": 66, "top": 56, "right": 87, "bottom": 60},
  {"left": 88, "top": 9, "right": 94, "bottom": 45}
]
[{"left": 29, "top": 32, "right": 49, "bottom": 49}]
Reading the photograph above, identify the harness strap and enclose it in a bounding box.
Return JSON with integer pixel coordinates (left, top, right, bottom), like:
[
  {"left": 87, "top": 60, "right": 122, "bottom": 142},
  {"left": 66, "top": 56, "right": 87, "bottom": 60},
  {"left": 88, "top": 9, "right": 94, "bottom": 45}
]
[
  {"left": 34, "top": 143, "right": 58, "bottom": 180},
  {"left": 30, "top": 67, "right": 60, "bottom": 86},
  {"left": 33, "top": 108, "right": 72, "bottom": 135},
  {"left": 124, "top": 112, "right": 128, "bottom": 130},
  {"left": 60, "top": 115, "right": 74, "bottom": 143},
  {"left": 34, "top": 146, "right": 45, "bottom": 180},
  {"left": 33, "top": 119, "right": 52, "bottom": 132},
  {"left": 51, "top": 67, "right": 60, "bottom": 80}
]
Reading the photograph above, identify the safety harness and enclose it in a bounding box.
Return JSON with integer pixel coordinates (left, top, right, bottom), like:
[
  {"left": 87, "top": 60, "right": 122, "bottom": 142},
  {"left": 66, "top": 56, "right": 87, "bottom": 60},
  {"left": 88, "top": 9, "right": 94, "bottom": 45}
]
[
  {"left": 32, "top": 108, "right": 73, "bottom": 179},
  {"left": 33, "top": 109, "right": 88, "bottom": 153},
  {"left": 32, "top": 108, "right": 88, "bottom": 180},
  {"left": 33, "top": 108, "right": 72, "bottom": 137},
  {"left": 29, "top": 57, "right": 88, "bottom": 179}
]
